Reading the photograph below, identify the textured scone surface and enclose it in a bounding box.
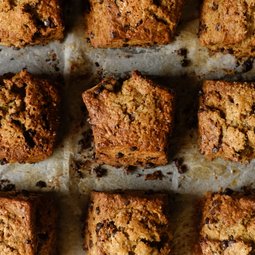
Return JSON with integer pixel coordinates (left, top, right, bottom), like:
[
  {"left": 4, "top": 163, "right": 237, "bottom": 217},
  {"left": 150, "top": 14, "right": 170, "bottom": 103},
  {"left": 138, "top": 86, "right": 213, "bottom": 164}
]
[
  {"left": 199, "top": 0, "right": 255, "bottom": 57},
  {"left": 198, "top": 80, "right": 255, "bottom": 162},
  {"left": 82, "top": 71, "right": 174, "bottom": 167},
  {"left": 0, "top": 192, "right": 57, "bottom": 255},
  {"left": 200, "top": 193, "right": 255, "bottom": 255},
  {"left": 0, "top": 0, "right": 64, "bottom": 47},
  {"left": 0, "top": 70, "right": 60, "bottom": 163},
  {"left": 85, "top": 0, "right": 184, "bottom": 47},
  {"left": 84, "top": 191, "right": 172, "bottom": 255}
]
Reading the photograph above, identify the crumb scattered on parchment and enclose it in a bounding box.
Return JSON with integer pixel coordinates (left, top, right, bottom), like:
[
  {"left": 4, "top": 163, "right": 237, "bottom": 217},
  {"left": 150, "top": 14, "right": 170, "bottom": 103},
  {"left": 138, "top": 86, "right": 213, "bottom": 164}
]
[
  {"left": 174, "top": 158, "right": 188, "bottom": 174},
  {"left": 92, "top": 165, "right": 107, "bottom": 178},
  {"left": 124, "top": 165, "right": 137, "bottom": 175},
  {"left": 35, "top": 181, "right": 47, "bottom": 188},
  {"left": 0, "top": 179, "right": 15, "bottom": 191},
  {"left": 145, "top": 170, "right": 164, "bottom": 181}
]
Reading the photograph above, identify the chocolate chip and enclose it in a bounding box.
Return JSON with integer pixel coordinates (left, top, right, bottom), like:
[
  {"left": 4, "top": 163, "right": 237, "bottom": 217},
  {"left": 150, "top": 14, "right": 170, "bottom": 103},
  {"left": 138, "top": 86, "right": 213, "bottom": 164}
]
[
  {"left": 145, "top": 170, "right": 164, "bottom": 180},
  {"left": 93, "top": 166, "right": 107, "bottom": 178},
  {"left": 174, "top": 158, "right": 189, "bottom": 174},
  {"left": 25, "top": 239, "right": 32, "bottom": 244},
  {"left": 221, "top": 240, "right": 229, "bottom": 250},
  {"left": 222, "top": 188, "right": 234, "bottom": 195},
  {"left": 242, "top": 58, "right": 254, "bottom": 73},
  {"left": 96, "top": 222, "right": 104, "bottom": 233},
  {"left": 181, "top": 59, "right": 191, "bottom": 67},
  {"left": 212, "top": 147, "right": 219, "bottom": 153},
  {"left": 215, "top": 23, "right": 221, "bottom": 31},
  {"left": 95, "top": 207, "right": 100, "bottom": 215},
  {"left": 130, "top": 146, "right": 137, "bottom": 151},
  {"left": 177, "top": 48, "right": 188, "bottom": 57},
  {"left": 0, "top": 159, "right": 8, "bottom": 165},
  {"left": 211, "top": 2, "right": 219, "bottom": 10},
  {"left": 205, "top": 217, "right": 210, "bottom": 224},
  {"left": 35, "top": 181, "right": 47, "bottom": 188},
  {"left": 116, "top": 152, "right": 124, "bottom": 158},
  {"left": 124, "top": 165, "right": 137, "bottom": 174}
]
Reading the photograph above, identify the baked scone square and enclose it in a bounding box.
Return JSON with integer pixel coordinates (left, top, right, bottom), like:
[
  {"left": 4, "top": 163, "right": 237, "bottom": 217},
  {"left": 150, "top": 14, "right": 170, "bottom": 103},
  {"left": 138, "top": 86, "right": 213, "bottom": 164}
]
[
  {"left": 0, "top": 70, "right": 60, "bottom": 163},
  {"left": 84, "top": 191, "right": 172, "bottom": 255},
  {"left": 199, "top": 0, "right": 255, "bottom": 57},
  {"left": 82, "top": 71, "right": 175, "bottom": 167},
  {"left": 200, "top": 192, "right": 255, "bottom": 255},
  {"left": 0, "top": 191, "right": 57, "bottom": 255},
  {"left": 0, "top": 0, "right": 64, "bottom": 48},
  {"left": 85, "top": 0, "right": 184, "bottom": 48},
  {"left": 198, "top": 80, "right": 255, "bottom": 163}
]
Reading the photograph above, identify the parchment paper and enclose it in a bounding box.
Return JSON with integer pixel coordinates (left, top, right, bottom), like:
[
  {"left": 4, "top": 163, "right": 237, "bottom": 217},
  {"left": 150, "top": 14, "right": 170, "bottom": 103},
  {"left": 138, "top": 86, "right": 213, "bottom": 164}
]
[{"left": 0, "top": 0, "right": 255, "bottom": 254}]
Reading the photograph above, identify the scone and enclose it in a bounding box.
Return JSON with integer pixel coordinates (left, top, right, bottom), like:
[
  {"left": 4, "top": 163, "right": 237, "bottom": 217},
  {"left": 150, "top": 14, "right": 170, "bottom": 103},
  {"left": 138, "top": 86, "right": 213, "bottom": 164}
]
[
  {"left": 0, "top": 0, "right": 64, "bottom": 48},
  {"left": 199, "top": 0, "right": 255, "bottom": 57},
  {"left": 0, "top": 191, "right": 57, "bottom": 255},
  {"left": 85, "top": 0, "right": 184, "bottom": 48},
  {"left": 198, "top": 80, "right": 255, "bottom": 163},
  {"left": 82, "top": 71, "right": 175, "bottom": 167},
  {"left": 0, "top": 70, "right": 60, "bottom": 163},
  {"left": 200, "top": 192, "right": 255, "bottom": 255},
  {"left": 84, "top": 191, "right": 172, "bottom": 255}
]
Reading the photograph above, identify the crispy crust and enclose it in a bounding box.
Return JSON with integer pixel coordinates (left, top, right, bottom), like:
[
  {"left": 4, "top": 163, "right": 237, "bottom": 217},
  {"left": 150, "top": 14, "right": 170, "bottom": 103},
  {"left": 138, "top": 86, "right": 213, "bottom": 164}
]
[
  {"left": 0, "top": 191, "right": 57, "bottom": 255},
  {"left": 0, "top": 0, "right": 64, "bottom": 47},
  {"left": 199, "top": 0, "right": 255, "bottom": 57},
  {"left": 85, "top": 0, "right": 184, "bottom": 48},
  {"left": 0, "top": 70, "right": 60, "bottom": 163},
  {"left": 200, "top": 192, "right": 255, "bottom": 255},
  {"left": 198, "top": 80, "right": 255, "bottom": 163},
  {"left": 84, "top": 191, "right": 172, "bottom": 255},
  {"left": 82, "top": 71, "right": 175, "bottom": 167}
]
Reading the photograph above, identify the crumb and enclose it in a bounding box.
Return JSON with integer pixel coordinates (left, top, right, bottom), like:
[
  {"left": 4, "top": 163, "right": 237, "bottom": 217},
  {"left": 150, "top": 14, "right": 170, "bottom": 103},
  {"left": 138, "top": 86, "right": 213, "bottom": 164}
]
[
  {"left": 35, "top": 181, "right": 47, "bottom": 188},
  {"left": 0, "top": 180, "right": 15, "bottom": 192},
  {"left": 92, "top": 165, "right": 107, "bottom": 178},
  {"left": 173, "top": 158, "right": 188, "bottom": 174},
  {"left": 145, "top": 170, "right": 164, "bottom": 180}
]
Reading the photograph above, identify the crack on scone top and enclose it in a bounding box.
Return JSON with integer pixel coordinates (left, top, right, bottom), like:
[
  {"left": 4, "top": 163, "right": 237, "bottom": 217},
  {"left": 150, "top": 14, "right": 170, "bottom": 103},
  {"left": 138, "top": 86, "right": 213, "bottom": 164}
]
[{"left": 12, "top": 120, "right": 36, "bottom": 148}]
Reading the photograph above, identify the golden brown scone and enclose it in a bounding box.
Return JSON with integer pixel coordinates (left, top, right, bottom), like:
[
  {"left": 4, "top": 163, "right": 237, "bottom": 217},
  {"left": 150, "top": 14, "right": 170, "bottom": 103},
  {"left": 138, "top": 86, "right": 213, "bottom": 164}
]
[
  {"left": 199, "top": 0, "right": 255, "bottom": 57},
  {"left": 85, "top": 0, "right": 184, "bottom": 48},
  {"left": 84, "top": 191, "right": 172, "bottom": 255},
  {"left": 200, "top": 192, "right": 255, "bottom": 255},
  {"left": 198, "top": 80, "right": 255, "bottom": 163},
  {"left": 0, "top": 70, "right": 60, "bottom": 163},
  {"left": 82, "top": 71, "right": 175, "bottom": 167},
  {"left": 0, "top": 191, "right": 57, "bottom": 255},
  {"left": 0, "top": 0, "right": 64, "bottom": 48}
]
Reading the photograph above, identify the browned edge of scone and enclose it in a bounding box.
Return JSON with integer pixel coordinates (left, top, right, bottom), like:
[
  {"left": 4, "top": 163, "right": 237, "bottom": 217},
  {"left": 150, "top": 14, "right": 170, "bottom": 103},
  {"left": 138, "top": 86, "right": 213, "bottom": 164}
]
[
  {"left": 82, "top": 70, "right": 175, "bottom": 167},
  {"left": 84, "top": 190, "right": 172, "bottom": 255},
  {"left": 84, "top": 0, "right": 184, "bottom": 48},
  {"left": 0, "top": 0, "right": 65, "bottom": 48},
  {"left": 198, "top": 79, "right": 255, "bottom": 163},
  {"left": 0, "top": 190, "right": 58, "bottom": 255},
  {"left": 198, "top": 0, "right": 255, "bottom": 58},
  {"left": 199, "top": 189, "right": 255, "bottom": 255},
  {"left": 0, "top": 70, "right": 61, "bottom": 164}
]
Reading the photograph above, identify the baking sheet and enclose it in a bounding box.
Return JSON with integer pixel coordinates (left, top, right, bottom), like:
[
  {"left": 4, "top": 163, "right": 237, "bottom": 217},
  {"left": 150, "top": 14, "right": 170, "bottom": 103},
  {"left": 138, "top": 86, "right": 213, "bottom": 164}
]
[{"left": 0, "top": 0, "right": 255, "bottom": 254}]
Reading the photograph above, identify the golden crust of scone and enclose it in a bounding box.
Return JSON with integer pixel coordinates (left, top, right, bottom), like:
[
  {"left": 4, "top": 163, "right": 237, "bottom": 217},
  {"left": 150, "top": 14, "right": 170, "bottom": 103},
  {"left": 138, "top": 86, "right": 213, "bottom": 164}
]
[
  {"left": 200, "top": 192, "right": 255, "bottom": 255},
  {"left": 198, "top": 80, "right": 255, "bottom": 163},
  {"left": 0, "top": 70, "right": 60, "bottom": 163},
  {"left": 84, "top": 191, "right": 172, "bottom": 255},
  {"left": 0, "top": 191, "right": 57, "bottom": 255},
  {"left": 82, "top": 71, "right": 175, "bottom": 167},
  {"left": 0, "top": 0, "right": 64, "bottom": 47},
  {"left": 199, "top": 0, "right": 255, "bottom": 57},
  {"left": 85, "top": 0, "right": 184, "bottom": 48}
]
